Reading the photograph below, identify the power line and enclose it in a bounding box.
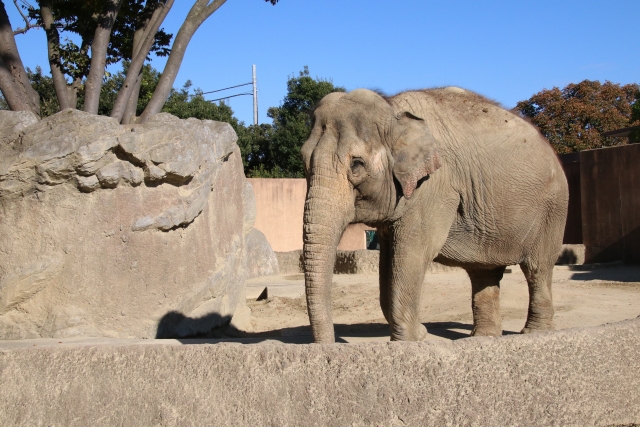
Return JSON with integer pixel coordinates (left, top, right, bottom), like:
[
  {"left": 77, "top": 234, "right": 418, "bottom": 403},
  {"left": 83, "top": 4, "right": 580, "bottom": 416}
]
[
  {"left": 209, "top": 92, "right": 253, "bottom": 102},
  {"left": 201, "top": 82, "right": 252, "bottom": 95},
  {"left": 201, "top": 65, "right": 258, "bottom": 124}
]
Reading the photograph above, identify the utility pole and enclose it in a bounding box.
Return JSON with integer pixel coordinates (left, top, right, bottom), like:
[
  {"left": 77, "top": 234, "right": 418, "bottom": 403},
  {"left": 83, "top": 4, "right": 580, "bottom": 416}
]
[{"left": 252, "top": 64, "right": 258, "bottom": 125}]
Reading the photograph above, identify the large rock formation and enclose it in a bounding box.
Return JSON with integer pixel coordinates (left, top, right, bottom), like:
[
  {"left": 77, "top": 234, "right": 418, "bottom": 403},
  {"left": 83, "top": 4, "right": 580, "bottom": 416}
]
[{"left": 0, "top": 109, "right": 276, "bottom": 339}]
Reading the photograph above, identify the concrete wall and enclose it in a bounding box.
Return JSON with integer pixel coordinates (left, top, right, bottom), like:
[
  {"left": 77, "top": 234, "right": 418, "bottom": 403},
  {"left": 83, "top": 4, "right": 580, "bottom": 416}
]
[
  {"left": 248, "top": 178, "right": 372, "bottom": 252},
  {"left": 1, "top": 318, "right": 638, "bottom": 426}
]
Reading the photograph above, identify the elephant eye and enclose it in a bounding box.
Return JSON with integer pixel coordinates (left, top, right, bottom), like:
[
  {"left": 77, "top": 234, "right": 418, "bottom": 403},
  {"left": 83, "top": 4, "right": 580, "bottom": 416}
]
[{"left": 350, "top": 157, "right": 365, "bottom": 173}]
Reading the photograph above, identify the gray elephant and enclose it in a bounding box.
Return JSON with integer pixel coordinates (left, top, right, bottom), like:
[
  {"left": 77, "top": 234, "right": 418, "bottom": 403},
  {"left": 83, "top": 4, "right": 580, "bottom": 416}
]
[{"left": 301, "top": 87, "right": 568, "bottom": 343}]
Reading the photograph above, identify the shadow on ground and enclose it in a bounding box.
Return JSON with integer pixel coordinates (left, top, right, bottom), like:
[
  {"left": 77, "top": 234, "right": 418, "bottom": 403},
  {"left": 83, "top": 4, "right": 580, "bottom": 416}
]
[
  {"left": 569, "top": 263, "right": 640, "bottom": 283},
  {"left": 162, "top": 320, "right": 519, "bottom": 345},
  {"left": 156, "top": 311, "right": 232, "bottom": 339}
]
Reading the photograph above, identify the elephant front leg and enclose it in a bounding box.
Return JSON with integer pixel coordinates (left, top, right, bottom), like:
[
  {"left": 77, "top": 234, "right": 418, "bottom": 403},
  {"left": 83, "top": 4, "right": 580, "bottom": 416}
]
[
  {"left": 377, "top": 228, "right": 392, "bottom": 323},
  {"left": 388, "top": 248, "right": 429, "bottom": 341},
  {"left": 387, "top": 224, "right": 448, "bottom": 342},
  {"left": 467, "top": 267, "right": 505, "bottom": 337}
]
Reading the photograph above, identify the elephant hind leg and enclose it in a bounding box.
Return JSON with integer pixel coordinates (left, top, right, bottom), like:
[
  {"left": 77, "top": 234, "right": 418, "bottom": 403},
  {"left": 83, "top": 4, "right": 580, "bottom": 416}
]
[
  {"left": 519, "top": 260, "right": 554, "bottom": 334},
  {"left": 378, "top": 227, "right": 391, "bottom": 324},
  {"left": 467, "top": 266, "right": 505, "bottom": 337},
  {"left": 519, "top": 189, "right": 564, "bottom": 334}
]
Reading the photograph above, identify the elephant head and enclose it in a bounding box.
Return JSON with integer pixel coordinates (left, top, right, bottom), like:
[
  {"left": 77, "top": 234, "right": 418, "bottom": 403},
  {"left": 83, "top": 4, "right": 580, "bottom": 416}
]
[{"left": 301, "top": 89, "right": 442, "bottom": 342}]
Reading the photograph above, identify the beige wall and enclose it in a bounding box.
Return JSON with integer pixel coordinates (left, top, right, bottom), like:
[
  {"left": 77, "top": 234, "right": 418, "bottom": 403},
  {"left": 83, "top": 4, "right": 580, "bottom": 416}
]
[{"left": 248, "top": 178, "right": 372, "bottom": 252}]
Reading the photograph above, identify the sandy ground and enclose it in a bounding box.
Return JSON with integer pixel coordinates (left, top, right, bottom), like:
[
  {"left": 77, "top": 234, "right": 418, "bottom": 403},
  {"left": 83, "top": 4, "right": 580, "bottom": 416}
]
[
  {"left": 1, "top": 264, "right": 637, "bottom": 349},
  {"left": 243, "top": 264, "right": 640, "bottom": 343}
]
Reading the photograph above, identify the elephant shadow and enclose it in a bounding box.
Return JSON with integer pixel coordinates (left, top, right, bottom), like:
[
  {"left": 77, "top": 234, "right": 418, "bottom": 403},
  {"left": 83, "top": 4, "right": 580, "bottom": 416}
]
[
  {"left": 155, "top": 317, "right": 518, "bottom": 344},
  {"left": 325, "top": 321, "right": 517, "bottom": 341}
]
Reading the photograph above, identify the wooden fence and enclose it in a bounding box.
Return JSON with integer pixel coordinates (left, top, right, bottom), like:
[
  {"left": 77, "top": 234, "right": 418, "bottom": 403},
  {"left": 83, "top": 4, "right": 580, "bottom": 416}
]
[{"left": 560, "top": 144, "right": 640, "bottom": 264}]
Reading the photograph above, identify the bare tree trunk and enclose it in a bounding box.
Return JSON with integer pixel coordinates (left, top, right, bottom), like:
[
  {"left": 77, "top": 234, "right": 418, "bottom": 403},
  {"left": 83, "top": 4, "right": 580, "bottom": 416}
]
[
  {"left": 121, "top": 71, "right": 142, "bottom": 124},
  {"left": 0, "top": 56, "right": 28, "bottom": 110},
  {"left": 40, "top": 0, "right": 76, "bottom": 110},
  {"left": 0, "top": 1, "right": 39, "bottom": 115},
  {"left": 120, "top": 18, "right": 147, "bottom": 124},
  {"left": 138, "top": 0, "right": 227, "bottom": 123},
  {"left": 83, "top": 0, "right": 124, "bottom": 114},
  {"left": 120, "top": 23, "right": 146, "bottom": 125},
  {"left": 110, "top": 0, "right": 173, "bottom": 122}
]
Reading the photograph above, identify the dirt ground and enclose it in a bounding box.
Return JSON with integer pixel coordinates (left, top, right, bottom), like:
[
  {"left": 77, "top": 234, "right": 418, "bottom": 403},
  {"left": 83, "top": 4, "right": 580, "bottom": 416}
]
[{"left": 242, "top": 264, "right": 640, "bottom": 343}]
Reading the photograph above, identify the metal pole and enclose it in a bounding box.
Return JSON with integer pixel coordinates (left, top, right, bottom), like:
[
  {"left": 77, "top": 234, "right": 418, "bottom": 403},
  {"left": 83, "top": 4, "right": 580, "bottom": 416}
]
[{"left": 252, "top": 65, "right": 258, "bottom": 125}]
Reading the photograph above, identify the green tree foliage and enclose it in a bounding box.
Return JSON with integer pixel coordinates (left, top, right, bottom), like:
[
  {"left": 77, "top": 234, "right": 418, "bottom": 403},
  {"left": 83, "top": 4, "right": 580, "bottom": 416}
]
[
  {"left": 262, "top": 66, "right": 345, "bottom": 177},
  {"left": 13, "top": 62, "right": 161, "bottom": 118},
  {"left": 235, "top": 123, "right": 275, "bottom": 176},
  {"left": 162, "top": 81, "right": 234, "bottom": 122},
  {"left": 2, "top": 1, "right": 278, "bottom": 120},
  {"left": 516, "top": 80, "right": 639, "bottom": 154},
  {"left": 27, "top": 0, "right": 172, "bottom": 84}
]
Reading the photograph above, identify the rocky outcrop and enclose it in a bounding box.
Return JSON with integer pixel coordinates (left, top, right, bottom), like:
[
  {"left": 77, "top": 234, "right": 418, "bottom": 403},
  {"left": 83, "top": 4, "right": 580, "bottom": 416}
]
[{"left": 0, "top": 109, "right": 274, "bottom": 339}]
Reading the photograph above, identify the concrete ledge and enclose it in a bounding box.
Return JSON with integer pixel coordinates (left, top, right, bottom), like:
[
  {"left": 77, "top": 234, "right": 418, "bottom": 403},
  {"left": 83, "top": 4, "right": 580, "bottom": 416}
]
[{"left": 1, "top": 318, "right": 639, "bottom": 426}]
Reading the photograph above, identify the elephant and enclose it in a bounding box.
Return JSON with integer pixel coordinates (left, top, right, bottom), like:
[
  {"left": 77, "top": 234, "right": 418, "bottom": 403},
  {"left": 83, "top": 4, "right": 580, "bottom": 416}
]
[{"left": 301, "top": 87, "right": 569, "bottom": 343}]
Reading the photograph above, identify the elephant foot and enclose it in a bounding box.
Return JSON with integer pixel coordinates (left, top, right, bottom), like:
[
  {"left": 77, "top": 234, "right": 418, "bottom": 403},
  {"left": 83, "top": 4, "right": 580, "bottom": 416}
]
[
  {"left": 470, "top": 326, "right": 502, "bottom": 337},
  {"left": 521, "top": 317, "right": 554, "bottom": 334},
  {"left": 520, "top": 324, "right": 554, "bottom": 334},
  {"left": 390, "top": 323, "right": 428, "bottom": 341}
]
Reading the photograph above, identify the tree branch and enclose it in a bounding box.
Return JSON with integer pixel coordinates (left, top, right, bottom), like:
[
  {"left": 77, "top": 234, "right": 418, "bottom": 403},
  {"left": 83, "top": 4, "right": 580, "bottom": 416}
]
[
  {"left": 11, "top": 0, "right": 39, "bottom": 35},
  {"left": 139, "top": 0, "right": 227, "bottom": 123},
  {"left": 39, "top": 0, "right": 76, "bottom": 110},
  {"left": 121, "top": 70, "right": 142, "bottom": 124}
]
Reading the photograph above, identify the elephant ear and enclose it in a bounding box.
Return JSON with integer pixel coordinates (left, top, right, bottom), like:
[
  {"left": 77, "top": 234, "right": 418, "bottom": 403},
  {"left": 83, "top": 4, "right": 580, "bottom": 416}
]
[{"left": 391, "top": 111, "right": 442, "bottom": 199}]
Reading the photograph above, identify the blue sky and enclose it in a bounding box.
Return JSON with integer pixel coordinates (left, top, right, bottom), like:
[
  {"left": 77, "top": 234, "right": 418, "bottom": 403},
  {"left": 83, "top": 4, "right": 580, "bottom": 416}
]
[{"left": 8, "top": 0, "right": 640, "bottom": 125}]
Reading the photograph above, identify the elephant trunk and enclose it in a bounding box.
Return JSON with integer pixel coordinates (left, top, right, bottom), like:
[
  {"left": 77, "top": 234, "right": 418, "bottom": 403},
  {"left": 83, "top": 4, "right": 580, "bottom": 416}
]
[{"left": 303, "top": 168, "right": 352, "bottom": 343}]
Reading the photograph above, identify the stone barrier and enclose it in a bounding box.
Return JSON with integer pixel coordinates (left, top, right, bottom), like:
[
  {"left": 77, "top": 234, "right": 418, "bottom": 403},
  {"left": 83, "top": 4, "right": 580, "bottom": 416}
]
[{"left": 1, "top": 318, "right": 638, "bottom": 426}]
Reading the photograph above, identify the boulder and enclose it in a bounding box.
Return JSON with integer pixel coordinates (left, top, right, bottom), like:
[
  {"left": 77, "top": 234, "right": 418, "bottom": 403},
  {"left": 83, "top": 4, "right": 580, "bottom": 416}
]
[
  {"left": 0, "top": 109, "right": 266, "bottom": 339},
  {"left": 244, "top": 228, "right": 279, "bottom": 279},
  {"left": 275, "top": 251, "right": 304, "bottom": 275}
]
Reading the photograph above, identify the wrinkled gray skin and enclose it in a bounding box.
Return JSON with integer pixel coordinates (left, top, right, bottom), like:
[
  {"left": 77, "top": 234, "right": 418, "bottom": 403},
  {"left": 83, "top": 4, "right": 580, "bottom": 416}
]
[{"left": 301, "top": 87, "right": 569, "bottom": 343}]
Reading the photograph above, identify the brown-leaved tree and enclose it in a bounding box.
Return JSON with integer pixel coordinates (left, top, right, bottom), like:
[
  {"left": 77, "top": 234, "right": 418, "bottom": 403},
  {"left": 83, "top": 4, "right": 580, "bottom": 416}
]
[{"left": 515, "top": 80, "right": 639, "bottom": 154}]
